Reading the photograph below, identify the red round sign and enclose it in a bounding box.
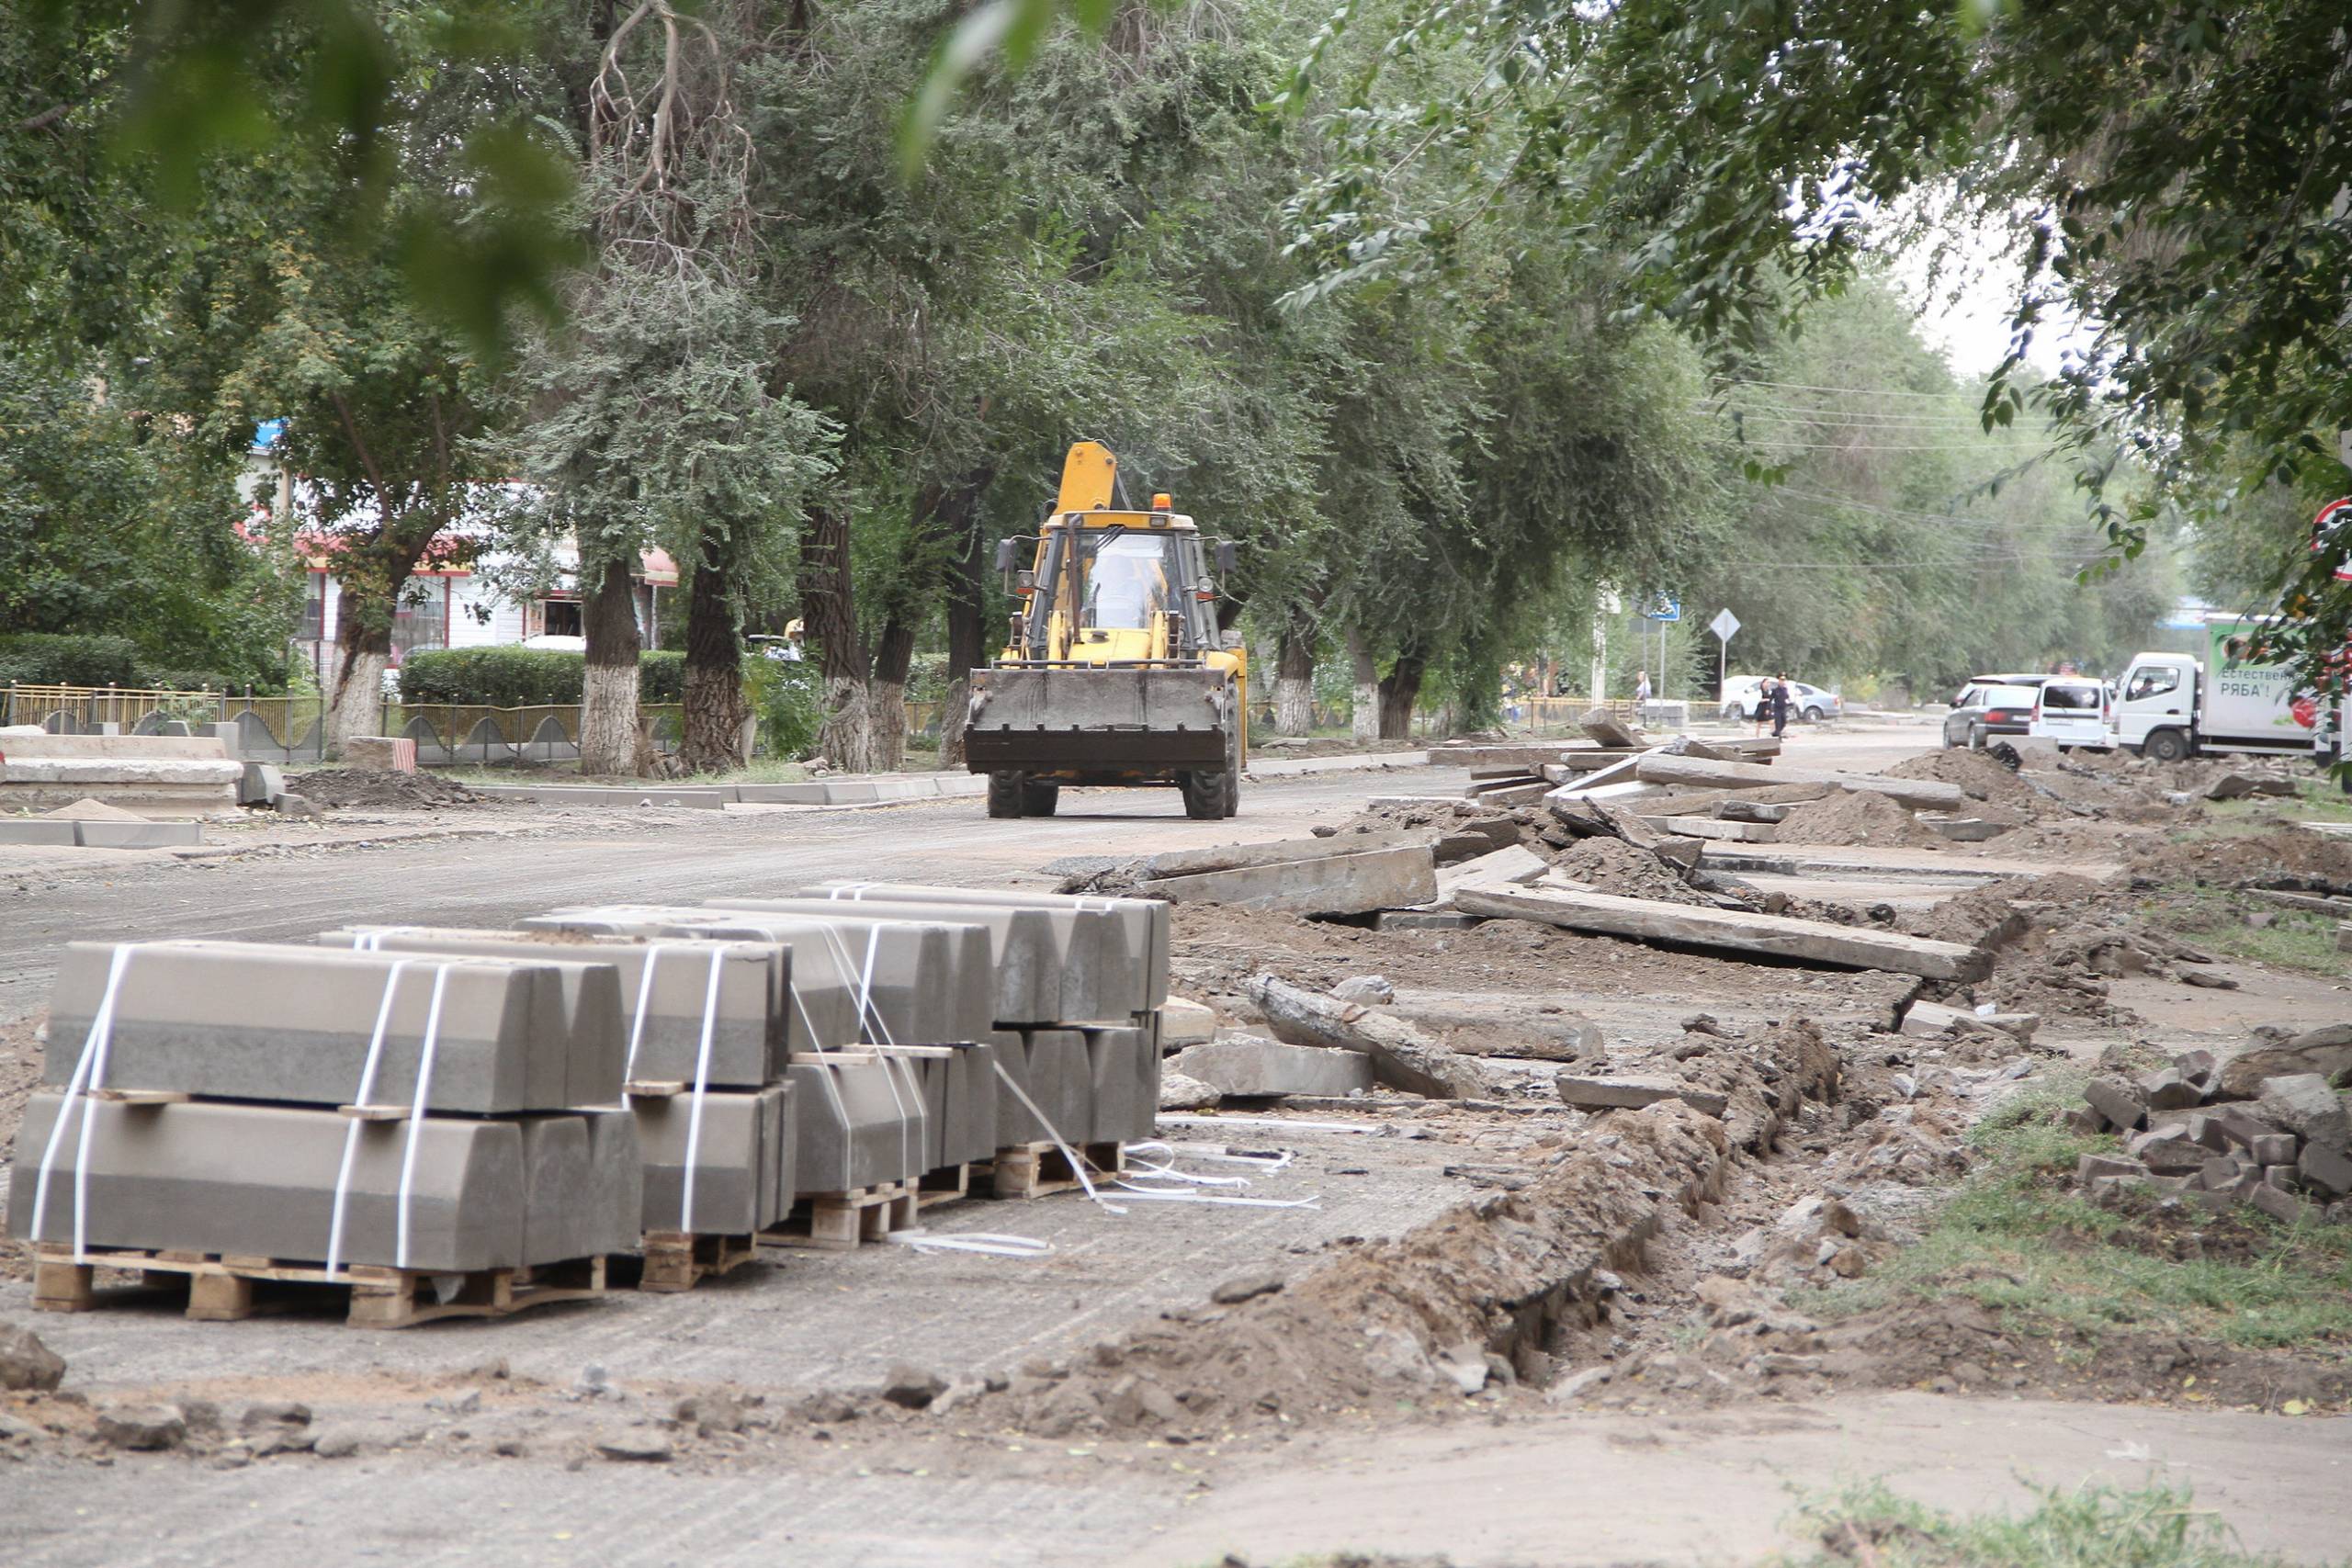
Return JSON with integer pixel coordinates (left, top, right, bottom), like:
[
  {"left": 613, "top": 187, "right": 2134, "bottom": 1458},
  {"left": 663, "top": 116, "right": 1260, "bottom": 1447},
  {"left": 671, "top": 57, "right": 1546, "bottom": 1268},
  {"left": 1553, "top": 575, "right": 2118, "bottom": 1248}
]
[{"left": 2315, "top": 498, "right": 2352, "bottom": 582}]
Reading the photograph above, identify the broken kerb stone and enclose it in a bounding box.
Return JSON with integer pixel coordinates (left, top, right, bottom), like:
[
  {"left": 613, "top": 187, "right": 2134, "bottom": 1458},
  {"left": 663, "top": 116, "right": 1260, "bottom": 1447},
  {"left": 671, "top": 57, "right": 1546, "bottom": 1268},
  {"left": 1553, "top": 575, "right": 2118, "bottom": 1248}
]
[
  {"left": 2256, "top": 1074, "right": 2350, "bottom": 1152},
  {"left": 1166, "top": 1037, "right": 1373, "bottom": 1100},
  {"left": 2082, "top": 1077, "right": 2150, "bottom": 1134},
  {"left": 1554, "top": 1074, "right": 1730, "bottom": 1118},
  {"left": 1157, "top": 998, "right": 1216, "bottom": 1047}
]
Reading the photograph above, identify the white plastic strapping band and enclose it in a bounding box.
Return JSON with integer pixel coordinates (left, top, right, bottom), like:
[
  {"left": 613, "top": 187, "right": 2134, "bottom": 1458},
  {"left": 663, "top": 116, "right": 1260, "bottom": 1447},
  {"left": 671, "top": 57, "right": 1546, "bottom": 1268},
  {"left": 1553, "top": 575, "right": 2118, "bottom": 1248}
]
[
  {"left": 989, "top": 1056, "right": 1124, "bottom": 1215},
  {"left": 885, "top": 1230, "right": 1051, "bottom": 1258},
  {"left": 392, "top": 964, "right": 454, "bottom": 1269},
  {"left": 325, "top": 957, "right": 420, "bottom": 1277},
  {"left": 30, "top": 943, "right": 136, "bottom": 1259},
  {"left": 675, "top": 947, "right": 727, "bottom": 1234}
]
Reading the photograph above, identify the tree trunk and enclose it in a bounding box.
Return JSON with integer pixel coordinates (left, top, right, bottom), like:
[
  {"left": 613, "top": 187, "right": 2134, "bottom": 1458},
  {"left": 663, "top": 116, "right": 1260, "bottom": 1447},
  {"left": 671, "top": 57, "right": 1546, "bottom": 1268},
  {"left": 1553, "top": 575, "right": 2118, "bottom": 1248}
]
[
  {"left": 868, "top": 612, "right": 916, "bottom": 773},
  {"left": 323, "top": 620, "right": 390, "bottom": 760},
  {"left": 1378, "top": 651, "right": 1425, "bottom": 740},
  {"left": 1347, "top": 629, "right": 1380, "bottom": 745},
  {"left": 800, "top": 504, "right": 870, "bottom": 773},
  {"left": 936, "top": 470, "right": 994, "bottom": 770},
  {"left": 678, "top": 523, "right": 750, "bottom": 773},
  {"left": 579, "top": 554, "right": 643, "bottom": 776},
  {"left": 1274, "top": 618, "right": 1316, "bottom": 735}
]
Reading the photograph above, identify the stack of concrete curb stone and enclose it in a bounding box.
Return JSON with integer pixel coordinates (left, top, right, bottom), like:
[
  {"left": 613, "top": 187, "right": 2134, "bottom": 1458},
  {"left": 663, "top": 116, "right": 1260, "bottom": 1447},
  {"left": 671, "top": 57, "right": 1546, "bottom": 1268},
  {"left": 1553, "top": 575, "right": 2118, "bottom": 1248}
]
[
  {"left": 9, "top": 940, "right": 639, "bottom": 1323},
  {"left": 2072, "top": 1028, "right": 2352, "bottom": 1224},
  {"left": 323, "top": 927, "right": 820, "bottom": 1275},
  {"left": 6, "top": 883, "right": 1178, "bottom": 1320}
]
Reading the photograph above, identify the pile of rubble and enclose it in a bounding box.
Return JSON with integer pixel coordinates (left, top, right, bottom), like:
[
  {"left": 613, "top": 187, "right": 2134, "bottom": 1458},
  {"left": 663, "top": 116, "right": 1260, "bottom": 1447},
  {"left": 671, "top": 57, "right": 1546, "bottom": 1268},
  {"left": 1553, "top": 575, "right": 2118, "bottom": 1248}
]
[{"left": 2071, "top": 1026, "right": 2352, "bottom": 1224}]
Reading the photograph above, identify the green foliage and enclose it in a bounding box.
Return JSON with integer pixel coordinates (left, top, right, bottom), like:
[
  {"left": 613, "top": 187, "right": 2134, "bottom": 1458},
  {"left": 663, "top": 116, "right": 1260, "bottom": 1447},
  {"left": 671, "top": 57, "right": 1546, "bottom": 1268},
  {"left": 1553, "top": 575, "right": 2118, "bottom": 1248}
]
[
  {"left": 0, "top": 632, "right": 141, "bottom": 688},
  {"left": 1785, "top": 1480, "right": 2301, "bottom": 1568},
  {"left": 399, "top": 647, "right": 684, "bottom": 707},
  {"left": 742, "top": 656, "right": 824, "bottom": 761}
]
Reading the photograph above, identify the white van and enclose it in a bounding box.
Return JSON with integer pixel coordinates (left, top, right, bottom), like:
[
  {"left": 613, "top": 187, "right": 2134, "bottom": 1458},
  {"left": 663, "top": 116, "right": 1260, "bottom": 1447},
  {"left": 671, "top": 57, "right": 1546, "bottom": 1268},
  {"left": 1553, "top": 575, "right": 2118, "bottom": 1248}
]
[{"left": 2030, "top": 678, "right": 2108, "bottom": 748}]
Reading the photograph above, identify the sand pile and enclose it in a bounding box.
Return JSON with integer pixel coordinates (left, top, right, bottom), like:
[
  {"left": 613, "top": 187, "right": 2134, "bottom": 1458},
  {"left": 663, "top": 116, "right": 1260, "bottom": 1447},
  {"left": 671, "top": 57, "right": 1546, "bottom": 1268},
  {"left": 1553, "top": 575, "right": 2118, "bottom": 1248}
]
[{"left": 1773, "top": 790, "right": 1941, "bottom": 848}]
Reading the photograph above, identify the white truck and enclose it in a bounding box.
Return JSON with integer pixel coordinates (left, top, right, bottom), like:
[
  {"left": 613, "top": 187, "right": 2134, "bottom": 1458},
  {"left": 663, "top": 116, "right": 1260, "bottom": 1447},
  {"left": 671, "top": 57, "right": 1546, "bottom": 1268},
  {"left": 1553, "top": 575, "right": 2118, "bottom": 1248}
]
[{"left": 2111, "top": 619, "right": 2343, "bottom": 764}]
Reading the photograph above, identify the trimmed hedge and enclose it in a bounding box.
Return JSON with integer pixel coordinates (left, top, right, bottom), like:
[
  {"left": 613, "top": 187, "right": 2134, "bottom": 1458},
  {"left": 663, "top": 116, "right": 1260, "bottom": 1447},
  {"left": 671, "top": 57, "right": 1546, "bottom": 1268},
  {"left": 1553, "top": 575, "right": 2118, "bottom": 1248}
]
[
  {"left": 398, "top": 646, "right": 686, "bottom": 706},
  {"left": 0, "top": 633, "right": 267, "bottom": 694}
]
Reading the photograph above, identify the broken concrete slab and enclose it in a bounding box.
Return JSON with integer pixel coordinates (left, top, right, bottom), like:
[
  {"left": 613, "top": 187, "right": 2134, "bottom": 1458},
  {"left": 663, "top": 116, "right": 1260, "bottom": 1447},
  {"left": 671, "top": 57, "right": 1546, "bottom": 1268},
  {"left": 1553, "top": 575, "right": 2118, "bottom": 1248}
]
[
  {"left": 2217, "top": 1024, "right": 2352, "bottom": 1098},
  {"left": 2084, "top": 1077, "right": 2151, "bottom": 1133},
  {"left": 1452, "top": 884, "right": 1988, "bottom": 981},
  {"left": 1636, "top": 816, "right": 1778, "bottom": 842},
  {"left": 1379, "top": 990, "right": 1602, "bottom": 1062},
  {"left": 1433, "top": 843, "right": 1550, "bottom": 900},
  {"left": 2256, "top": 1074, "right": 2350, "bottom": 1152},
  {"left": 1157, "top": 998, "right": 1216, "bottom": 1047},
  {"left": 1578, "top": 707, "right": 1644, "bottom": 748},
  {"left": 1167, "top": 1037, "right": 1374, "bottom": 1099},
  {"left": 1630, "top": 753, "right": 1966, "bottom": 812},
  {"left": 1136, "top": 845, "right": 1438, "bottom": 918},
  {"left": 1247, "top": 975, "right": 1498, "bottom": 1100},
  {"left": 1554, "top": 1074, "right": 1729, "bottom": 1117}
]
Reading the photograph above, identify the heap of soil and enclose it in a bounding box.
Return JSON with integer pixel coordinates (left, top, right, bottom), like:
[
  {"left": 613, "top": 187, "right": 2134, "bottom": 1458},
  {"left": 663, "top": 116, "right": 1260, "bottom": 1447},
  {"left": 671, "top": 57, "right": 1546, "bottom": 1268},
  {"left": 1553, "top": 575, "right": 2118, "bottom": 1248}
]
[
  {"left": 1773, "top": 790, "right": 1940, "bottom": 848},
  {"left": 286, "top": 769, "right": 484, "bottom": 809},
  {"left": 1544, "top": 835, "right": 1713, "bottom": 903},
  {"left": 1883, "top": 748, "right": 2036, "bottom": 806},
  {"left": 2130, "top": 823, "right": 2352, "bottom": 889}
]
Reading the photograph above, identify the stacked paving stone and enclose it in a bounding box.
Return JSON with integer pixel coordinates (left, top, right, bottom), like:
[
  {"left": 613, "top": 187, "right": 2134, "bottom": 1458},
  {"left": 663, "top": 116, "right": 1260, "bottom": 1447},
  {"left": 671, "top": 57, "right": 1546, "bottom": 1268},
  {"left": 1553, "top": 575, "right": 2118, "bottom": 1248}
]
[
  {"left": 2071, "top": 1028, "right": 2352, "bottom": 1224},
  {"left": 324, "top": 927, "right": 818, "bottom": 1246},
  {"left": 783, "top": 884, "right": 1170, "bottom": 1177},
  {"left": 7, "top": 940, "right": 640, "bottom": 1278}
]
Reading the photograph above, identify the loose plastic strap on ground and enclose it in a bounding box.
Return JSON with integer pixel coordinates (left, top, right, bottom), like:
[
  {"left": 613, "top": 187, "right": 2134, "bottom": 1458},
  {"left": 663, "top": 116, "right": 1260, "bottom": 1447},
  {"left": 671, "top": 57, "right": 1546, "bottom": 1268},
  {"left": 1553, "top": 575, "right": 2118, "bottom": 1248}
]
[
  {"left": 326, "top": 957, "right": 419, "bottom": 1278},
  {"left": 30, "top": 942, "right": 136, "bottom": 1257},
  {"left": 392, "top": 964, "right": 454, "bottom": 1269},
  {"left": 675, "top": 946, "right": 727, "bottom": 1234},
  {"left": 1117, "top": 1143, "right": 1252, "bottom": 1188},
  {"left": 885, "top": 1230, "right": 1052, "bottom": 1258},
  {"left": 988, "top": 1057, "right": 1125, "bottom": 1215},
  {"left": 1154, "top": 1141, "right": 1296, "bottom": 1171},
  {"left": 1154, "top": 1113, "right": 1383, "bottom": 1135}
]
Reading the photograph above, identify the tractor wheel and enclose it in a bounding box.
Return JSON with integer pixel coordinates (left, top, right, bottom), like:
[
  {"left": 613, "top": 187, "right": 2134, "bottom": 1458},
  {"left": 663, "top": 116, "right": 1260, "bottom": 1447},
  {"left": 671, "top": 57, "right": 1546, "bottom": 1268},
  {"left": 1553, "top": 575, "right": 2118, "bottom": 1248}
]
[
  {"left": 1020, "top": 780, "right": 1060, "bottom": 817},
  {"left": 987, "top": 771, "right": 1025, "bottom": 818},
  {"left": 1180, "top": 770, "right": 1227, "bottom": 819}
]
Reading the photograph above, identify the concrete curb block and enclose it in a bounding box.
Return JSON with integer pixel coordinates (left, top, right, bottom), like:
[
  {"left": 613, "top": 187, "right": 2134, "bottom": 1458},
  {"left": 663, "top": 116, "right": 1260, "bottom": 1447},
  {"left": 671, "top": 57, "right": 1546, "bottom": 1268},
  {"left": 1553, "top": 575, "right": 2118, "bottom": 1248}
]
[{"left": 0, "top": 819, "right": 204, "bottom": 849}]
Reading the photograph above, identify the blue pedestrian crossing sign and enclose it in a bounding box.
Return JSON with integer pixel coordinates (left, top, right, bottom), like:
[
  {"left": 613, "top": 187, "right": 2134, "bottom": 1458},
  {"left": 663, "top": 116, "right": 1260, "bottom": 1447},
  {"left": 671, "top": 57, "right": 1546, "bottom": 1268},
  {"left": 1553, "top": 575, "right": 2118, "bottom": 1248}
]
[{"left": 1641, "top": 595, "right": 1681, "bottom": 622}]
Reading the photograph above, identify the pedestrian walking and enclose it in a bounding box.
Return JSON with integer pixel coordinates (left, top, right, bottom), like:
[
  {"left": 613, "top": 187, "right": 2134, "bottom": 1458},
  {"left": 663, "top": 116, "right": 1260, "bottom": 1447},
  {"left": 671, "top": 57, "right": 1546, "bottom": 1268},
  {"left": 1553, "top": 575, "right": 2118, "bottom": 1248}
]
[
  {"left": 1769, "top": 672, "right": 1792, "bottom": 739},
  {"left": 1634, "top": 669, "right": 1651, "bottom": 717}
]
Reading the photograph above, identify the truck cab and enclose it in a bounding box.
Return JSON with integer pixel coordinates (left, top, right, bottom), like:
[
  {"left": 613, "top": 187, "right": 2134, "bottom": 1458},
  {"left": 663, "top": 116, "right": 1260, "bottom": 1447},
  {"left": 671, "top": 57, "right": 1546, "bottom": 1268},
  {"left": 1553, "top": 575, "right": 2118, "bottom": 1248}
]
[{"left": 2113, "top": 635, "right": 2343, "bottom": 764}]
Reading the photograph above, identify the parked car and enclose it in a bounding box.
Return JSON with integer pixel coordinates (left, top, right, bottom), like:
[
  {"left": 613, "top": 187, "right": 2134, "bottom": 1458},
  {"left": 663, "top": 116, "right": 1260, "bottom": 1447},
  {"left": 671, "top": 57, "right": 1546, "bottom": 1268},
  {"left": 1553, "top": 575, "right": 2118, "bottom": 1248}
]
[
  {"left": 1718, "top": 678, "right": 1842, "bottom": 723},
  {"left": 1941, "top": 682, "right": 2041, "bottom": 749},
  {"left": 2030, "top": 677, "right": 2109, "bottom": 748}
]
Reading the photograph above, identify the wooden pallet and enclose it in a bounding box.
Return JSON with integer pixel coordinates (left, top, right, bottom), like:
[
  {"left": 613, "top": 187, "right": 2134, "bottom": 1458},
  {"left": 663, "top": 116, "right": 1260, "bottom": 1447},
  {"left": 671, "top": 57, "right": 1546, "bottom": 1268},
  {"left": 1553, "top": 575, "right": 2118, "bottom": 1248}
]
[
  {"left": 764, "top": 1181, "right": 918, "bottom": 1250},
  {"left": 634, "top": 1230, "right": 759, "bottom": 1293},
  {"left": 978, "top": 1140, "right": 1125, "bottom": 1201},
  {"left": 916, "top": 1163, "right": 969, "bottom": 1211},
  {"left": 31, "top": 1246, "right": 605, "bottom": 1329}
]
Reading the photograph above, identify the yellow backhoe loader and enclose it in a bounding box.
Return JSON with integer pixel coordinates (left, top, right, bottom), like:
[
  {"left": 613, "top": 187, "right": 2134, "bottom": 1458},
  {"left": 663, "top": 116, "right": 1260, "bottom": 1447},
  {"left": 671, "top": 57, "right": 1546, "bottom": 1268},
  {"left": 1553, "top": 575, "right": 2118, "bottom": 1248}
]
[{"left": 965, "top": 442, "right": 1247, "bottom": 818}]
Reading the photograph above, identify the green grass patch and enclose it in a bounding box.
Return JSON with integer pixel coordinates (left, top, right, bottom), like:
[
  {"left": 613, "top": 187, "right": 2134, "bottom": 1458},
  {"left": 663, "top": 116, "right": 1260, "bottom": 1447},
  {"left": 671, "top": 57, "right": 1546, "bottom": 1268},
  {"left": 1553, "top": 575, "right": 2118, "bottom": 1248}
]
[
  {"left": 2137, "top": 885, "right": 2344, "bottom": 976},
  {"left": 1798, "top": 1077, "right": 2352, "bottom": 1350},
  {"left": 1781, "top": 1480, "right": 2316, "bottom": 1568},
  {"left": 2172, "top": 779, "right": 2352, "bottom": 838}
]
